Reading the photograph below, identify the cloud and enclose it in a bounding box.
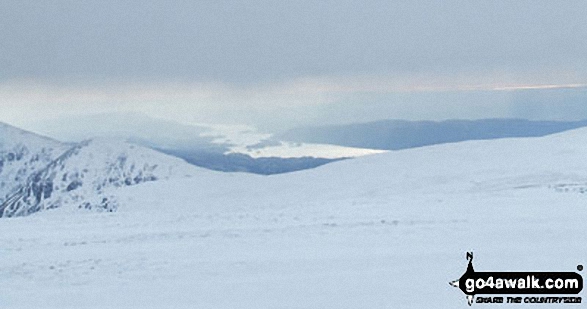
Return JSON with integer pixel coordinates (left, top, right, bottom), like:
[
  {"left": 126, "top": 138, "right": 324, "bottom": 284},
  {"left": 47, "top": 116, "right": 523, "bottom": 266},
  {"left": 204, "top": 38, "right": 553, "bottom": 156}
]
[
  {"left": 2, "top": 75, "right": 587, "bottom": 131},
  {"left": 3, "top": 1, "right": 587, "bottom": 130},
  {"left": 1, "top": 1, "right": 586, "bottom": 84}
]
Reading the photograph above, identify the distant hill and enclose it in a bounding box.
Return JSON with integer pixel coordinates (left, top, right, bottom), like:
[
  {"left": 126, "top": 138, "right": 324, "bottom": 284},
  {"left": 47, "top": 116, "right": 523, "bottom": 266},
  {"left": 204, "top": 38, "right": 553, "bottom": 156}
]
[
  {"left": 29, "top": 113, "right": 348, "bottom": 175},
  {"left": 278, "top": 118, "right": 587, "bottom": 150},
  {"left": 155, "top": 148, "right": 343, "bottom": 175}
]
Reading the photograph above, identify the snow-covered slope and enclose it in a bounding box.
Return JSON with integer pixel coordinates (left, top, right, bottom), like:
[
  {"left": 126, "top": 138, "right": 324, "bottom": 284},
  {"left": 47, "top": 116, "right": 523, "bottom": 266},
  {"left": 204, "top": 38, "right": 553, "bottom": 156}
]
[
  {"left": 0, "top": 127, "right": 586, "bottom": 308},
  {"left": 119, "top": 126, "right": 587, "bottom": 215},
  {"left": 0, "top": 122, "right": 70, "bottom": 205},
  {"left": 0, "top": 123, "right": 202, "bottom": 217}
]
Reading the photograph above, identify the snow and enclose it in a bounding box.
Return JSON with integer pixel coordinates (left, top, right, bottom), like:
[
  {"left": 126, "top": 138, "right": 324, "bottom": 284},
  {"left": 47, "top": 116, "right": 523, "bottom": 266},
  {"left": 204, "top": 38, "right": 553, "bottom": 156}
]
[
  {"left": 1, "top": 133, "right": 206, "bottom": 217},
  {"left": 1, "top": 127, "right": 586, "bottom": 308},
  {"left": 0, "top": 123, "right": 70, "bottom": 205}
]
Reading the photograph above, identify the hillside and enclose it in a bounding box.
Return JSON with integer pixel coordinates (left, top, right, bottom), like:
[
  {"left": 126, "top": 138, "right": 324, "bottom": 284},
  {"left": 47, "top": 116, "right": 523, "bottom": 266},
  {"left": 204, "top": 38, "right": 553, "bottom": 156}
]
[
  {"left": 0, "top": 127, "right": 585, "bottom": 308},
  {"left": 0, "top": 123, "right": 202, "bottom": 217},
  {"left": 0, "top": 122, "right": 70, "bottom": 206}
]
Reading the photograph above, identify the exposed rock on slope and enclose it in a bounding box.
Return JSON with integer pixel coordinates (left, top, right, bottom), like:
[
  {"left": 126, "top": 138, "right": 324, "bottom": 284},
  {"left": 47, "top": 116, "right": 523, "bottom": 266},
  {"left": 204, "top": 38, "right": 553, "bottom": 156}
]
[
  {"left": 0, "top": 123, "right": 199, "bottom": 218},
  {"left": 0, "top": 122, "right": 69, "bottom": 205}
]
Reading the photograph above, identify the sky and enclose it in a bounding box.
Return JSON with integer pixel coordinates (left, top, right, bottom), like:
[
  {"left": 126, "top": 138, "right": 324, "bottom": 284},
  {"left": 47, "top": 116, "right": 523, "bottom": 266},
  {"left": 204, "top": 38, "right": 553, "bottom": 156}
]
[{"left": 1, "top": 0, "right": 587, "bottom": 130}]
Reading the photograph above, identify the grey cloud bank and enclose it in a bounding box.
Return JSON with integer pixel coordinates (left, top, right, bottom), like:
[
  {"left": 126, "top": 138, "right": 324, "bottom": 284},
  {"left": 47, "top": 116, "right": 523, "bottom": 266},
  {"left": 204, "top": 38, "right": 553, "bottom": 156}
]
[
  {"left": 1, "top": 1, "right": 587, "bottom": 131},
  {"left": 1, "top": 0, "right": 586, "bottom": 84}
]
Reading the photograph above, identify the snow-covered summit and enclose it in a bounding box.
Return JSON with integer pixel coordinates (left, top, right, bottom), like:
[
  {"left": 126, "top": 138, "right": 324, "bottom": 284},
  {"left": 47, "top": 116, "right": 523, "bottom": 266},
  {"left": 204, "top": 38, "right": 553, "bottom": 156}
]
[
  {"left": 0, "top": 121, "right": 64, "bottom": 148},
  {"left": 0, "top": 122, "right": 70, "bottom": 205},
  {"left": 0, "top": 123, "right": 202, "bottom": 217}
]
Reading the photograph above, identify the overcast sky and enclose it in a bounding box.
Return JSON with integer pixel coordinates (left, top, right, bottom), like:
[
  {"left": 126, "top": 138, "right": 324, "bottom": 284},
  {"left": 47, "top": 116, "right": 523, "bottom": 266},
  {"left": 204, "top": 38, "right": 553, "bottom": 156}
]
[{"left": 1, "top": 0, "right": 587, "bottom": 129}]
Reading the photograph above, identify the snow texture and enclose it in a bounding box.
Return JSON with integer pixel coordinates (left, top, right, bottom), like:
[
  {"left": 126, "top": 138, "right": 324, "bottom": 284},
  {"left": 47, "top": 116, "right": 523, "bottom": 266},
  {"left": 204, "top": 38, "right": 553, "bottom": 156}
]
[
  {"left": 1, "top": 124, "right": 201, "bottom": 217},
  {"left": 0, "top": 122, "right": 586, "bottom": 308}
]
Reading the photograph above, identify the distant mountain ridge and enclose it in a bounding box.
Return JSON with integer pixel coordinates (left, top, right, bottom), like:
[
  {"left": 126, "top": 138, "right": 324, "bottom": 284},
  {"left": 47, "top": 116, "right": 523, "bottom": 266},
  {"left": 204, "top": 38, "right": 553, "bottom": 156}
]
[
  {"left": 278, "top": 118, "right": 587, "bottom": 150},
  {"left": 30, "top": 113, "right": 347, "bottom": 175},
  {"left": 156, "top": 148, "right": 344, "bottom": 175}
]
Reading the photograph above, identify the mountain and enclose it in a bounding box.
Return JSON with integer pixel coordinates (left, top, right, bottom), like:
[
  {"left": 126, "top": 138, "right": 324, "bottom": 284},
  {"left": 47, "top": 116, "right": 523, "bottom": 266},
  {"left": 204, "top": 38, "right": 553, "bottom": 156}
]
[
  {"left": 0, "top": 122, "right": 70, "bottom": 205},
  {"left": 0, "top": 126, "right": 586, "bottom": 308},
  {"left": 0, "top": 123, "right": 201, "bottom": 217},
  {"left": 278, "top": 118, "right": 587, "bottom": 150}
]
